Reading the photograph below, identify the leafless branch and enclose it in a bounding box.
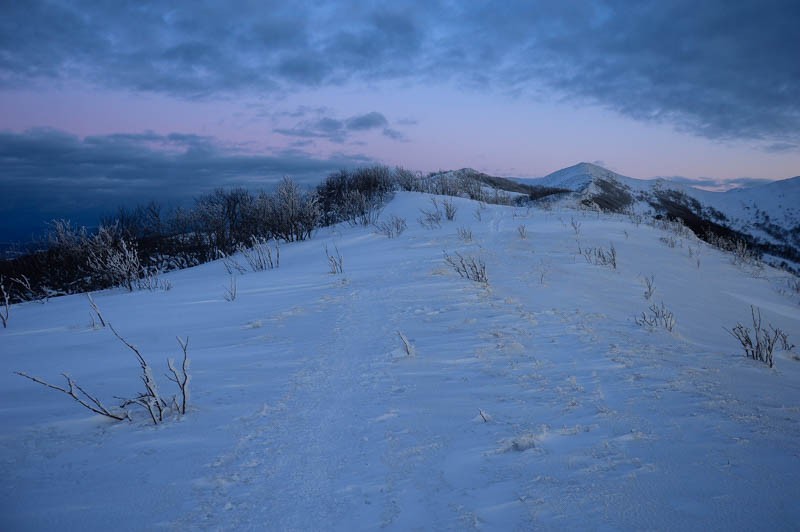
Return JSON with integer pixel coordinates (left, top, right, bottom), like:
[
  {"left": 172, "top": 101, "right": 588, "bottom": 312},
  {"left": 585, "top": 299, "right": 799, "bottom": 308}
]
[
  {"left": 14, "top": 371, "right": 128, "bottom": 421},
  {"left": 166, "top": 336, "right": 191, "bottom": 415}
]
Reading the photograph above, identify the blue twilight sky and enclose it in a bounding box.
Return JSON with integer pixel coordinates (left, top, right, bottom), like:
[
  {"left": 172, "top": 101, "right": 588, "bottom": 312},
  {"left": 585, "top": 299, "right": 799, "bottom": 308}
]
[{"left": 0, "top": 0, "right": 799, "bottom": 241}]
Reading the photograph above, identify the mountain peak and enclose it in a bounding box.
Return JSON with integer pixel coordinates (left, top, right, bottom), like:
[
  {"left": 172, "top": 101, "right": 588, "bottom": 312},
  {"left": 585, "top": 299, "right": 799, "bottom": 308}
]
[{"left": 539, "top": 162, "right": 632, "bottom": 192}]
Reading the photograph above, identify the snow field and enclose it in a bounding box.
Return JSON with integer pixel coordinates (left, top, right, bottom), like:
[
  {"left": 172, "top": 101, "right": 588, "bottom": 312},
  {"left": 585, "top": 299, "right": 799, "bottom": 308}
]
[{"left": 1, "top": 191, "right": 799, "bottom": 530}]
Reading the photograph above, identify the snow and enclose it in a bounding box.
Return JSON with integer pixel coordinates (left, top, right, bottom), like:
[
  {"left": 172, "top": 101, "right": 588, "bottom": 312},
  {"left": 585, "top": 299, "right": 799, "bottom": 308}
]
[
  {"left": 530, "top": 162, "right": 800, "bottom": 252},
  {"left": 2, "top": 191, "right": 799, "bottom": 530}
]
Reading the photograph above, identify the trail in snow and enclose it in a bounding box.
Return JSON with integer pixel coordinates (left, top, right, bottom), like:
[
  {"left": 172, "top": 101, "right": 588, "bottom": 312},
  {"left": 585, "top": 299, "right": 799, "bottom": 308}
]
[{"left": 2, "top": 192, "right": 799, "bottom": 530}]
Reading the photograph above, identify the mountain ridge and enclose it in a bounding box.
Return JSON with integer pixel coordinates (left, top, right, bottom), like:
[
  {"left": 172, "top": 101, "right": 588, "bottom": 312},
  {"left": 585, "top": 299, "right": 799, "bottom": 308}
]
[{"left": 449, "top": 162, "right": 800, "bottom": 272}]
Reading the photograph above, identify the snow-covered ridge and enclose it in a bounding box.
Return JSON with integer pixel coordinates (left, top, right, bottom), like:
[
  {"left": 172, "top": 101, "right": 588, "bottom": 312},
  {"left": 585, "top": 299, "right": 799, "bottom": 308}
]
[
  {"left": 515, "top": 162, "right": 800, "bottom": 270},
  {"left": 2, "top": 191, "right": 799, "bottom": 529}
]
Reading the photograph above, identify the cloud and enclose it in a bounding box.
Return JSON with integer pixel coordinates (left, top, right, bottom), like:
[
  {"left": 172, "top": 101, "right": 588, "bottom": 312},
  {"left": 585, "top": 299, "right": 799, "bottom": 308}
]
[
  {"left": 275, "top": 111, "right": 401, "bottom": 143},
  {"left": 1, "top": 1, "right": 798, "bottom": 143},
  {"left": 657, "top": 175, "right": 774, "bottom": 191},
  {"left": 762, "top": 142, "right": 799, "bottom": 154},
  {"left": 345, "top": 112, "right": 388, "bottom": 131},
  {"left": 0, "top": 129, "right": 373, "bottom": 242},
  {"left": 382, "top": 128, "right": 406, "bottom": 141}
]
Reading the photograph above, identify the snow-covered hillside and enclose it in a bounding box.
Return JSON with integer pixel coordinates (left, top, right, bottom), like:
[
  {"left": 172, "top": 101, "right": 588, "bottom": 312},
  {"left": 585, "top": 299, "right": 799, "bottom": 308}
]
[
  {"left": 2, "top": 192, "right": 799, "bottom": 530},
  {"left": 526, "top": 163, "right": 800, "bottom": 270}
]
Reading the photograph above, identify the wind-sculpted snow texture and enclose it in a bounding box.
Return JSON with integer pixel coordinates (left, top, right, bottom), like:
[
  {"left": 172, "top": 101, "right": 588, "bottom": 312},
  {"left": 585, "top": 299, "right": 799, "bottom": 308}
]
[{"left": 2, "top": 192, "right": 799, "bottom": 530}]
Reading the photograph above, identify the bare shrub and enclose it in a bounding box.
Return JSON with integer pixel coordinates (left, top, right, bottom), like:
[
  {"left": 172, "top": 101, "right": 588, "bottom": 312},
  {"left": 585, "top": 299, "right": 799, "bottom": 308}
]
[
  {"left": 344, "top": 191, "right": 383, "bottom": 226},
  {"left": 418, "top": 198, "right": 443, "bottom": 229},
  {"left": 398, "top": 331, "right": 415, "bottom": 357},
  {"left": 457, "top": 226, "right": 473, "bottom": 243},
  {"left": 223, "top": 274, "right": 237, "bottom": 302},
  {"left": 220, "top": 251, "right": 246, "bottom": 275},
  {"left": 489, "top": 188, "right": 513, "bottom": 205},
  {"left": 726, "top": 306, "right": 793, "bottom": 368},
  {"left": 166, "top": 337, "right": 191, "bottom": 415},
  {"left": 517, "top": 225, "right": 528, "bottom": 239},
  {"left": 15, "top": 371, "right": 129, "bottom": 421},
  {"left": 10, "top": 274, "right": 47, "bottom": 304},
  {"left": 659, "top": 235, "right": 679, "bottom": 248},
  {"left": 270, "top": 177, "right": 319, "bottom": 242},
  {"left": 394, "top": 166, "right": 418, "bottom": 191},
  {"left": 138, "top": 268, "right": 172, "bottom": 292},
  {"left": 635, "top": 301, "right": 676, "bottom": 332},
  {"left": 316, "top": 166, "right": 395, "bottom": 226},
  {"left": 375, "top": 215, "right": 407, "bottom": 238},
  {"left": 473, "top": 205, "right": 483, "bottom": 222},
  {"left": 238, "top": 236, "right": 279, "bottom": 271},
  {"left": 571, "top": 217, "right": 582, "bottom": 253},
  {"left": 570, "top": 217, "right": 582, "bottom": 237},
  {"left": 642, "top": 275, "right": 656, "bottom": 300},
  {"left": 442, "top": 198, "right": 458, "bottom": 221},
  {"left": 86, "top": 229, "right": 142, "bottom": 292},
  {"left": 536, "top": 259, "right": 550, "bottom": 285},
  {"left": 582, "top": 243, "right": 617, "bottom": 270},
  {"left": 193, "top": 187, "right": 255, "bottom": 253},
  {"left": 655, "top": 217, "right": 693, "bottom": 239},
  {"left": 444, "top": 251, "right": 488, "bottom": 284},
  {"left": 325, "top": 243, "right": 344, "bottom": 274},
  {"left": 0, "top": 276, "right": 10, "bottom": 328},
  {"left": 110, "top": 325, "right": 191, "bottom": 424},
  {"left": 730, "top": 239, "right": 758, "bottom": 267},
  {"left": 787, "top": 277, "right": 800, "bottom": 297},
  {"left": 16, "top": 323, "right": 191, "bottom": 424},
  {"left": 705, "top": 233, "right": 762, "bottom": 270},
  {"left": 87, "top": 293, "right": 106, "bottom": 328}
]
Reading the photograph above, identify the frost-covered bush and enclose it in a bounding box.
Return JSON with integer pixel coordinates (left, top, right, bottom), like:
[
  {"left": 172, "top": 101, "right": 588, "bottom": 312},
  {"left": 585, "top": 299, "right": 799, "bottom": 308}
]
[
  {"left": 442, "top": 198, "right": 458, "bottom": 221},
  {"left": 375, "top": 215, "right": 407, "bottom": 238},
  {"left": 16, "top": 324, "right": 191, "bottom": 424},
  {"left": 726, "top": 306, "right": 793, "bottom": 368},
  {"left": 0, "top": 276, "right": 10, "bottom": 328},
  {"left": 418, "top": 198, "right": 443, "bottom": 229},
  {"left": 316, "top": 166, "right": 395, "bottom": 226},
  {"left": 269, "top": 178, "right": 319, "bottom": 242},
  {"left": 582, "top": 243, "right": 617, "bottom": 270},
  {"left": 86, "top": 226, "right": 142, "bottom": 292},
  {"left": 635, "top": 301, "right": 675, "bottom": 332},
  {"left": 444, "top": 251, "right": 488, "bottom": 284},
  {"left": 641, "top": 275, "right": 656, "bottom": 300},
  {"left": 238, "top": 236, "right": 279, "bottom": 271},
  {"left": 325, "top": 243, "right": 344, "bottom": 274}
]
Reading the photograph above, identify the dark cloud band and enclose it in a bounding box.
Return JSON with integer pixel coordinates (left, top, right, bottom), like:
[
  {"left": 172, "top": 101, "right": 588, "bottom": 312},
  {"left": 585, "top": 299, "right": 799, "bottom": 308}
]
[
  {"left": 1, "top": 1, "right": 798, "bottom": 143},
  {"left": 0, "top": 129, "right": 372, "bottom": 242}
]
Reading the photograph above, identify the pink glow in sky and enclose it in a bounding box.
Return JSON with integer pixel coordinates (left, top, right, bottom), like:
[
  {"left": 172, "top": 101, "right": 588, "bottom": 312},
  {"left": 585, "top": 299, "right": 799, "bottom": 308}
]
[
  {"left": 2, "top": 81, "right": 798, "bottom": 182},
  {"left": 1, "top": 1, "right": 798, "bottom": 242}
]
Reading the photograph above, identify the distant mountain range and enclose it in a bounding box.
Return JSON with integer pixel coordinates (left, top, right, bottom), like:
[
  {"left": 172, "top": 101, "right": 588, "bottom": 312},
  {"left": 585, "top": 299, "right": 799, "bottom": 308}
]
[{"left": 430, "top": 163, "right": 800, "bottom": 272}]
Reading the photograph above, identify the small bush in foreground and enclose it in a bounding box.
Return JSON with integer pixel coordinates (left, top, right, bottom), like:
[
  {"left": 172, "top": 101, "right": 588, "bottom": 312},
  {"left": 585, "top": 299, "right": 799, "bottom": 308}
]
[
  {"left": 725, "top": 306, "right": 793, "bottom": 368},
  {"left": 635, "top": 301, "right": 675, "bottom": 332},
  {"left": 0, "top": 276, "right": 10, "bottom": 328},
  {"left": 442, "top": 198, "right": 458, "bottom": 221},
  {"left": 16, "top": 324, "right": 191, "bottom": 424},
  {"left": 641, "top": 275, "right": 656, "bottom": 300},
  {"left": 325, "top": 244, "right": 344, "bottom": 274},
  {"left": 444, "top": 251, "right": 488, "bottom": 284},
  {"left": 582, "top": 243, "right": 617, "bottom": 270},
  {"left": 375, "top": 216, "right": 407, "bottom": 238},
  {"left": 238, "top": 236, "right": 279, "bottom": 271},
  {"left": 457, "top": 226, "right": 473, "bottom": 243},
  {"left": 418, "top": 198, "right": 443, "bottom": 229}
]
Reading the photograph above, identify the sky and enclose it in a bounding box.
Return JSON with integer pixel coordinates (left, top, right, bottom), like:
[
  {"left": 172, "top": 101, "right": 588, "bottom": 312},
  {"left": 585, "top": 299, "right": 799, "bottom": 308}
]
[{"left": 1, "top": 0, "right": 799, "bottom": 242}]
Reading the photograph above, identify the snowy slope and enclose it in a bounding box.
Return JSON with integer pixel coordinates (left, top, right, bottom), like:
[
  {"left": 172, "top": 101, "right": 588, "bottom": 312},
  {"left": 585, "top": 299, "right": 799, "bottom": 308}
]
[
  {"left": 525, "top": 163, "right": 800, "bottom": 267},
  {"left": 698, "top": 177, "right": 800, "bottom": 242},
  {"left": 2, "top": 192, "right": 800, "bottom": 530}
]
